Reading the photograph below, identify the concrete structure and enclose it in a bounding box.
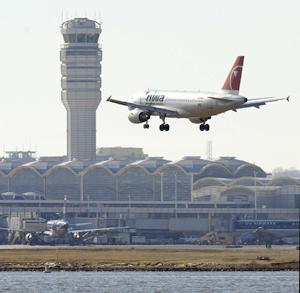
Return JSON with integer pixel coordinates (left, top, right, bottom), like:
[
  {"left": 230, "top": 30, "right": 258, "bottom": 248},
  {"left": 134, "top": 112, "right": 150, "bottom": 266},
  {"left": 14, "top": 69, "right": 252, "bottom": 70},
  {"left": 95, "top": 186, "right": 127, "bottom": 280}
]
[
  {"left": 97, "top": 147, "right": 147, "bottom": 161},
  {"left": 0, "top": 151, "right": 299, "bottom": 238},
  {"left": 60, "top": 18, "right": 102, "bottom": 161},
  {"left": 0, "top": 201, "right": 298, "bottom": 237},
  {"left": 0, "top": 153, "right": 299, "bottom": 209}
]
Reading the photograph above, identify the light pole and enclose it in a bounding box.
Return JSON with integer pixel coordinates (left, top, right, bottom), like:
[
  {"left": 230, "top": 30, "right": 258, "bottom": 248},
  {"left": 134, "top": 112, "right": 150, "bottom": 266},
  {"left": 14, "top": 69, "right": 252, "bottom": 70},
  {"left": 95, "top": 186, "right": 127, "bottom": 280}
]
[
  {"left": 175, "top": 171, "right": 178, "bottom": 218},
  {"left": 87, "top": 194, "right": 90, "bottom": 218},
  {"left": 160, "top": 173, "right": 164, "bottom": 201},
  {"left": 254, "top": 169, "right": 257, "bottom": 219}
]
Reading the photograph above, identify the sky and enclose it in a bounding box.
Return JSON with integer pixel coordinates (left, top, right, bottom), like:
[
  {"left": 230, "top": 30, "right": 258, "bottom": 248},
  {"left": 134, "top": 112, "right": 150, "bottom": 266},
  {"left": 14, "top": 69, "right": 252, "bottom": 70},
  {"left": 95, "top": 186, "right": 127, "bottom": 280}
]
[{"left": 0, "top": 0, "right": 299, "bottom": 172}]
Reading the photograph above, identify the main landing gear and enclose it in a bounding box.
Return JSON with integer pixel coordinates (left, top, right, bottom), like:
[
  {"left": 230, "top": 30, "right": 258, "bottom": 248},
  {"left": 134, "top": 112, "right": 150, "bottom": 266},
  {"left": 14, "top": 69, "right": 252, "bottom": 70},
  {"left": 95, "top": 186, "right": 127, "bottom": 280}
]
[
  {"left": 159, "top": 123, "right": 170, "bottom": 131},
  {"left": 199, "top": 123, "right": 210, "bottom": 131},
  {"left": 143, "top": 122, "right": 150, "bottom": 129},
  {"left": 199, "top": 117, "right": 210, "bottom": 132},
  {"left": 159, "top": 114, "right": 170, "bottom": 131}
]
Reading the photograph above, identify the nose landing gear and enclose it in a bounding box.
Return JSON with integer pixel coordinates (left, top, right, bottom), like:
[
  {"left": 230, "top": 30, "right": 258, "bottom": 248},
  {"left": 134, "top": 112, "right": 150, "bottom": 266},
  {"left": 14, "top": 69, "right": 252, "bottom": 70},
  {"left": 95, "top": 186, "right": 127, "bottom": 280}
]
[{"left": 143, "top": 122, "right": 150, "bottom": 129}]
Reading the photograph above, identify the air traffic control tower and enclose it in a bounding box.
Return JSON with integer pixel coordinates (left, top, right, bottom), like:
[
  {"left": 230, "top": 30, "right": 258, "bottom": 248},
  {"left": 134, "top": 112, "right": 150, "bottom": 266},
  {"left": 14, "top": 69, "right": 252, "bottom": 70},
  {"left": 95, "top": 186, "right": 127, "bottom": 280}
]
[{"left": 60, "top": 18, "right": 102, "bottom": 161}]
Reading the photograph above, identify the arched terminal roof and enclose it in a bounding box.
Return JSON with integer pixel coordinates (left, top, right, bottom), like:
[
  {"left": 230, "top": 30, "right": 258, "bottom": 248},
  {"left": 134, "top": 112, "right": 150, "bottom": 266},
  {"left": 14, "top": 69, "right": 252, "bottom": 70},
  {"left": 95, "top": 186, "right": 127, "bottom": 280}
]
[
  {"left": 102, "top": 159, "right": 133, "bottom": 174},
  {"left": 216, "top": 156, "right": 248, "bottom": 172},
  {"left": 1, "top": 156, "right": 271, "bottom": 180},
  {"left": 234, "top": 164, "right": 266, "bottom": 178},
  {"left": 44, "top": 161, "right": 84, "bottom": 176},
  {"left": 269, "top": 176, "right": 300, "bottom": 186},
  {"left": 198, "top": 163, "right": 233, "bottom": 178},
  {"left": 220, "top": 186, "right": 255, "bottom": 197},
  {"left": 193, "top": 177, "right": 228, "bottom": 189},
  {"left": 174, "top": 156, "right": 211, "bottom": 173},
  {"left": 230, "top": 176, "right": 266, "bottom": 186},
  {"left": 0, "top": 161, "right": 22, "bottom": 175},
  {"left": 133, "top": 157, "right": 170, "bottom": 173}
]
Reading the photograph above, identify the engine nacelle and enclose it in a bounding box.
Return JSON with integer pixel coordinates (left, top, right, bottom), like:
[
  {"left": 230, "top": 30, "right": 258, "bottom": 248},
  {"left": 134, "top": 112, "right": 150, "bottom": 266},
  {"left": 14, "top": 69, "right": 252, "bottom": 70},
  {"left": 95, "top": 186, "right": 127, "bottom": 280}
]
[
  {"left": 72, "top": 232, "right": 80, "bottom": 240},
  {"left": 25, "top": 233, "right": 34, "bottom": 243},
  {"left": 128, "top": 109, "right": 150, "bottom": 124}
]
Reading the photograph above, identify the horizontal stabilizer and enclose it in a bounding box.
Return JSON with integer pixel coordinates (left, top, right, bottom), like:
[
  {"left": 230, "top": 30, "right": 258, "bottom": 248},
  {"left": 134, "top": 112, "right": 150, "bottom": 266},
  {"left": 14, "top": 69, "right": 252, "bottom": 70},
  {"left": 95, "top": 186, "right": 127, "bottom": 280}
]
[
  {"left": 236, "top": 96, "right": 289, "bottom": 110},
  {"left": 208, "top": 96, "right": 237, "bottom": 102}
]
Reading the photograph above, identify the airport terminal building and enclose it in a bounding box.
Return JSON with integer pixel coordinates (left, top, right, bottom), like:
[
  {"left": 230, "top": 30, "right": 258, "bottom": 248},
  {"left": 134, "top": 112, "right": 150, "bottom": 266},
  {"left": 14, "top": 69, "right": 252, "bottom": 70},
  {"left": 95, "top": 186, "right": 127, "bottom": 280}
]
[
  {"left": 1, "top": 151, "right": 299, "bottom": 209},
  {"left": 0, "top": 150, "right": 299, "bottom": 239}
]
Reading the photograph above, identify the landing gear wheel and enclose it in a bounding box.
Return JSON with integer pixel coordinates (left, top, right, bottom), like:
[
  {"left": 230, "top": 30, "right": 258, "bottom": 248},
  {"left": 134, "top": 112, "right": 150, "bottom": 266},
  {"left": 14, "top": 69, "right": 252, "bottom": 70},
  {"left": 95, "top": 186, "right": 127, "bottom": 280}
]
[
  {"left": 199, "top": 124, "right": 205, "bottom": 131},
  {"left": 159, "top": 124, "right": 170, "bottom": 131},
  {"left": 143, "top": 123, "right": 149, "bottom": 129},
  {"left": 204, "top": 124, "right": 210, "bottom": 131}
]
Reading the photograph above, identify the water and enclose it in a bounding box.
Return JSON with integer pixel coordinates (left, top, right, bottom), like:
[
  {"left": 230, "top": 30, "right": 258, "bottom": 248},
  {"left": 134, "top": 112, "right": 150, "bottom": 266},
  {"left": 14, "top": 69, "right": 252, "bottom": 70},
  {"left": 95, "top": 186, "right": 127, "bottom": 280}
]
[{"left": 0, "top": 271, "right": 298, "bottom": 293}]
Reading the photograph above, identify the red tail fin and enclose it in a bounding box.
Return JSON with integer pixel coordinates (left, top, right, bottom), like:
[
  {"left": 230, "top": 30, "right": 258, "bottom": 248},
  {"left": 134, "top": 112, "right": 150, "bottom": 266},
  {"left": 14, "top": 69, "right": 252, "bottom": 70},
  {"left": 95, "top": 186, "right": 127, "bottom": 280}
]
[{"left": 222, "top": 56, "right": 244, "bottom": 93}]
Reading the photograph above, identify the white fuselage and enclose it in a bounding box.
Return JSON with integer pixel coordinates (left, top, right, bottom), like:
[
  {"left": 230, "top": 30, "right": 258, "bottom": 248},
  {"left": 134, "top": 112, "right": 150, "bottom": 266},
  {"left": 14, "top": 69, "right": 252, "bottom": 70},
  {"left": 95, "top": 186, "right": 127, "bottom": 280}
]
[
  {"left": 132, "top": 90, "right": 246, "bottom": 121},
  {"left": 45, "top": 220, "right": 69, "bottom": 238}
]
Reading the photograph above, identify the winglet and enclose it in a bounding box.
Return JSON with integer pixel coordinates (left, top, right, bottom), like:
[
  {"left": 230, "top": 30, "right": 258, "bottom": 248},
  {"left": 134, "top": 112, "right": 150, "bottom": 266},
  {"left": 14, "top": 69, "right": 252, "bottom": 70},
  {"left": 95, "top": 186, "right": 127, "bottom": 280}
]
[
  {"left": 107, "top": 96, "right": 112, "bottom": 102},
  {"left": 286, "top": 96, "right": 290, "bottom": 102}
]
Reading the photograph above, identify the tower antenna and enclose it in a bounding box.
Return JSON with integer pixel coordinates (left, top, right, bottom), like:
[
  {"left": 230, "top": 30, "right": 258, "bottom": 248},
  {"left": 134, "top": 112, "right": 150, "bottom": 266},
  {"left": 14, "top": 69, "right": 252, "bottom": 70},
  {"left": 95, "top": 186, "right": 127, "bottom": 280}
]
[{"left": 206, "top": 141, "right": 213, "bottom": 160}]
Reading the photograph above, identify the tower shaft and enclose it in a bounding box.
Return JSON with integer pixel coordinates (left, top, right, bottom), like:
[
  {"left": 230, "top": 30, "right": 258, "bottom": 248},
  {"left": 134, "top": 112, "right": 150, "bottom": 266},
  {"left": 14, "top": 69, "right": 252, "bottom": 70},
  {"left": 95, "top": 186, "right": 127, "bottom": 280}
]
[{"left": 60, "top": 18, "right": 102, "bottom": 161}]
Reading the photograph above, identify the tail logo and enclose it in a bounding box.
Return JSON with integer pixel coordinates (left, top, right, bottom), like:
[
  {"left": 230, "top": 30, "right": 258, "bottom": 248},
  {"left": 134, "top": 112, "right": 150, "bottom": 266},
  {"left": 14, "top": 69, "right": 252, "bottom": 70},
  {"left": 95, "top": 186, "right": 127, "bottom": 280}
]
[{"left": 229, "top": 65, "right": 243, "bottom": 91}]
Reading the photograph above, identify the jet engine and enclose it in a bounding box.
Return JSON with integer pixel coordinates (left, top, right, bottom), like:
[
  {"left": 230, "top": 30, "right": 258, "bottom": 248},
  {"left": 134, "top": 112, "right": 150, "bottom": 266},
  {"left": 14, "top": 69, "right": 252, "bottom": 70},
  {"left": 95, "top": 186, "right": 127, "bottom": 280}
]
[
  {"left": 72, "top": 232, "right": 80, "bottom": 240},
  {"left": 25, "top": 233, "right": 34, "bottom": 243},
  {"left": 128, "top": 109, "right": 150, "bottom": 124}
]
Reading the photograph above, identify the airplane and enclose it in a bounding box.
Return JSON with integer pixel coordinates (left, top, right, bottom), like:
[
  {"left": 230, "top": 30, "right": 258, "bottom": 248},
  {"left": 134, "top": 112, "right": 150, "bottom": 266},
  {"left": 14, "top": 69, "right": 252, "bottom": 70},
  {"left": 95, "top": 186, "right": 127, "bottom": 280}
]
[
  {"left": 23, "top": 219, "right": 129, "bottom": 245},
  {"left": 107, "top": 56, "right": 289, "bottom": 131},
  {"left": 0, "top": 215, "right": 129, "bottom": 245},
  {"left": 238, "top": 227, "right": 299, "bottom": 246},
  {"left": 0, "top": 196, "right": 129, "bottom": 245},
  {"left": 236, "top": 219, "right": 299, "bottom": 246}
]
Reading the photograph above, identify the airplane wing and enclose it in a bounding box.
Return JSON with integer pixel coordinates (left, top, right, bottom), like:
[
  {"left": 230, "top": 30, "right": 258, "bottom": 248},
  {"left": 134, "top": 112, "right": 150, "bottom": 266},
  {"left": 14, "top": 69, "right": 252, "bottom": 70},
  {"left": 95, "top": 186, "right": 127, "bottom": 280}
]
[
  {"left": 69, "top": 226, "right": 130, "bottom": 234},
  {"left": 236, "top": 96, "right": 289, "bottom": 110},
  {"left": 0, "top": 227, "right": 24, "bottom": 232},
  {"left": 107, "top": 96, "right": 180, "bottom": 117}
]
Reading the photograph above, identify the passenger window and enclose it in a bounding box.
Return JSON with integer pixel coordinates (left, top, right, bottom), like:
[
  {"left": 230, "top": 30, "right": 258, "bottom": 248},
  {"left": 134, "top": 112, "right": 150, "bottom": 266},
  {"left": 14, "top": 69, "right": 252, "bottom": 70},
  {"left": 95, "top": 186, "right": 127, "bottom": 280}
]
[{"left": 77, "top": 34, "right": 86, "bottom": 43}]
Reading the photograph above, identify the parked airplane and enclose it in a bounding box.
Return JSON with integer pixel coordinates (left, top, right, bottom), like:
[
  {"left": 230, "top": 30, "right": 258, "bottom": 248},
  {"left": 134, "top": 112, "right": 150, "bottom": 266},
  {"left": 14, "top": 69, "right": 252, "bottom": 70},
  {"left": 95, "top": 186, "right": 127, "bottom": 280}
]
[
  {"left": 236, "top": 219, "right": 299, "bottom": 246},
  {"left": 24, "top": 219, "right": 128, "bottom": 245},
  {"left": 107, "top": 56, "right": 289, "bottom": 131},
  {"left": 0, "top": 196, "right": 129, "bottom": 245}
]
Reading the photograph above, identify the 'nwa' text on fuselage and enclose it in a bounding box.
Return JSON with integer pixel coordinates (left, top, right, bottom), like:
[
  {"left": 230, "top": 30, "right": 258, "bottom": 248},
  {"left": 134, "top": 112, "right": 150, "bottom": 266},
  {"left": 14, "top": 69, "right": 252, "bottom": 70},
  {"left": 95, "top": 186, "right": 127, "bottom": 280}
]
[{"left": 145, "top": 95, "right": 165, "bottom": 103}]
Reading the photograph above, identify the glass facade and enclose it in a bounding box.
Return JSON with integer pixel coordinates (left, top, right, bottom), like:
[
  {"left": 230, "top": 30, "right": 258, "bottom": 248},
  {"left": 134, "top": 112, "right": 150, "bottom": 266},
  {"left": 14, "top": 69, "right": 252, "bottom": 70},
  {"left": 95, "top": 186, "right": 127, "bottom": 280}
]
[
  {"left": 83, "top": 167, "right": 116, "bottom": 201},
  {"left": 10, "top": 169, "right": 44, "bottom": 194},
  {"left": 161, "top": 166, "right": 191, "bottom": 201},
  {"left": 63, "top": 33, "right": 99, "bottom": 43},
  {"left": 0, "top": 174, "right": 7, "bottom": 194},
  {"left": 118, "top": 167, "right": 161, "bottom": 201},
  {"left": 45, "top": 168, "right": 80, "bottom": 201}
]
